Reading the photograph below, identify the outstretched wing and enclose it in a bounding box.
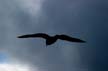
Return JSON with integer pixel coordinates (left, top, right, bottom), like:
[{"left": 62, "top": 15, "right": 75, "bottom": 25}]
[
  {"left": 17, "top": 33, "right": 49, "bottom": 39},
  {"left": 58, "top": 35, "right": 85, "bottom": 43}
]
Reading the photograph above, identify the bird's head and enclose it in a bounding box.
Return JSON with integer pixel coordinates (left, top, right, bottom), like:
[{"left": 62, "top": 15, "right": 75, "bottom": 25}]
[{"left": 54, "top": 35, "right": 59, "bottom": 38}]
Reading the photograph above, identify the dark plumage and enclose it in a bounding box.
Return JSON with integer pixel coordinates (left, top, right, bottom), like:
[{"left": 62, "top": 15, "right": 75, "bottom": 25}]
[{"left": 18, "top": 33, "right": 85, "bottom": 46}]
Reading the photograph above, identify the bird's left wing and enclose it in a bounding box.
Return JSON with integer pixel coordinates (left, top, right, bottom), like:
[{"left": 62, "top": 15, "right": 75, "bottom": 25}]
[
  {"left": 17, "top": 33, "right": 49, "bottom": 39},
  {"left": 58, "top": 35, "right": 86, "bottom": 43}
]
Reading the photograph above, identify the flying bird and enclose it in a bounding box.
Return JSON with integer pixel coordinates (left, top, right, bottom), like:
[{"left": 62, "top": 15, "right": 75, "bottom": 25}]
[{"left": 18, "top": 33, "right": 85, "bottom": 46}]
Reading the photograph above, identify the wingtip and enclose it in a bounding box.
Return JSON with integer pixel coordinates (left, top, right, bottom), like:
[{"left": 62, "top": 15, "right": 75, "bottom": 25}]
[
  {"left": 80, "top": 40, "right": 86, "bottom": 43},
  {"left": 17, "top": 36, "right": 23, "bottom": 38}
]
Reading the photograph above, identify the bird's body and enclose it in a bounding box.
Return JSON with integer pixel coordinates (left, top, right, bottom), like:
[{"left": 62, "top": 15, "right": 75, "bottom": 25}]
[
  {"left": 18, "top": 33, "right": 85, "bottom": 46},
  {"left": 45, "top": 36, "right": 57, "bottom": 45}
]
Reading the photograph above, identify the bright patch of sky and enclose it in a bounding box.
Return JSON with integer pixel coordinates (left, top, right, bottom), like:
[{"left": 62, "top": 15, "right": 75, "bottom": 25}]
[
  {"left": 0, "top": 64, "right": 30, "bottom": 71},
  {"left": 0, "top": 52, "right": 39, "bottom": 71},
  {"left": 0, "top": 52, "right": 8, "bottom": 63}
]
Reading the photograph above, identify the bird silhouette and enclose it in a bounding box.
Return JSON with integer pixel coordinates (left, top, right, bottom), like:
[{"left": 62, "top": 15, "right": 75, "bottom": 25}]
[{"left": 17, "top": 33, "right": 85, "bottom": 46}]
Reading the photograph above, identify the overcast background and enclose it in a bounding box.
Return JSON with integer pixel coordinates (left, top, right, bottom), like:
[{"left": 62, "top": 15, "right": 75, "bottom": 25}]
[{"left": 0, "top": 0, "right": 108, "bottom": 71}]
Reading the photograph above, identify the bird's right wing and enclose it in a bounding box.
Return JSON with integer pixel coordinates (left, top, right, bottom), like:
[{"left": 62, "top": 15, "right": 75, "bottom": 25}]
[
  {"left": 17, "top": 33, "right": 49, "bottom": 39},
  {"left": 58, "top": 35, "right": 86, "bottom": 43}
]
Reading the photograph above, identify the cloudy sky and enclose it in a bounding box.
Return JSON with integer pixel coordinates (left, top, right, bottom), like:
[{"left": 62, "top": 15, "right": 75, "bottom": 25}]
[{"left": 0, "top": 0, "right": 108, "bottom": 71}]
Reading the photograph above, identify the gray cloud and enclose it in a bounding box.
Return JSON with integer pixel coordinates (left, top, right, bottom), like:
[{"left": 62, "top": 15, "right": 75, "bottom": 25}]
[{"left": 0, "top": 0, "right": 108, "bottom": 71}]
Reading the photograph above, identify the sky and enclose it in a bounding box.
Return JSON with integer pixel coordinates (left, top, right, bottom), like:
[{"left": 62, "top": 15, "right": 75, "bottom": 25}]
[{"left": 0, "top": 0, "right": 108, "bottom": 71}]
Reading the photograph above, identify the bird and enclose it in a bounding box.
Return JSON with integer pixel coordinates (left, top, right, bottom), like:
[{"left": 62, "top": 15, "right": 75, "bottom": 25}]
[{"left": 17, "top": 33, "right": 86, "bottom": 46}]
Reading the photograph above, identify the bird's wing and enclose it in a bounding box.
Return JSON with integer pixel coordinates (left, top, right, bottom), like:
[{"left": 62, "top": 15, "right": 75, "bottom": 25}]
[
  {"left": 17, "top": 33, "right": 49, "bottom": 39},
  {"left": 58, "top": 35, "right": 85, "bottom": 43}
]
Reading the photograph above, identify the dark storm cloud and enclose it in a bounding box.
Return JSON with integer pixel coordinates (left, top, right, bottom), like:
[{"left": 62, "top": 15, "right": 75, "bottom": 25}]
[
  {"left": 39, "top": 0, "right": 108, "bottom": 70},
  {"left": 0, "top": 0, "right": 108, "bottom": 71}
]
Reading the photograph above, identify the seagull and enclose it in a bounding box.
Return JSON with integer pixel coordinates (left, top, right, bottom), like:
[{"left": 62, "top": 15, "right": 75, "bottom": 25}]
[{"left": 17, "top": 33, "right": 85, "bottom": 46}]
